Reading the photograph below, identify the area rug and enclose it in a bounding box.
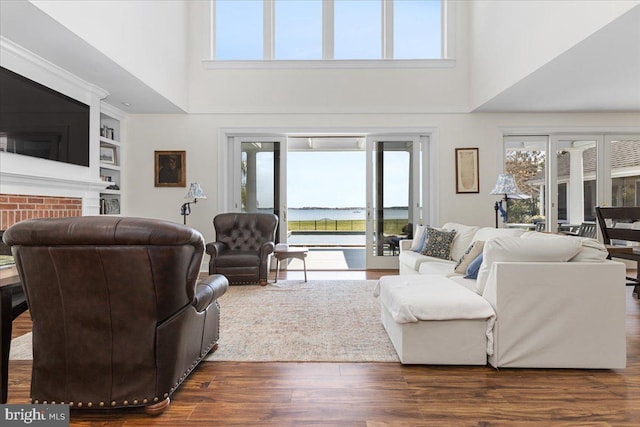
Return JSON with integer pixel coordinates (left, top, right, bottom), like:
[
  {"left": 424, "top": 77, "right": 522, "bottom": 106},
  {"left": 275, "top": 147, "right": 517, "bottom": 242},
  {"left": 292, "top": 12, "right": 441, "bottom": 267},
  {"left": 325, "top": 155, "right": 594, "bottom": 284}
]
[
  {"left": 10, "top": 280, "right": 400, "bottom": 363},
  {"left": 206, "top": 280, "right": 399, "bottom": 362}
]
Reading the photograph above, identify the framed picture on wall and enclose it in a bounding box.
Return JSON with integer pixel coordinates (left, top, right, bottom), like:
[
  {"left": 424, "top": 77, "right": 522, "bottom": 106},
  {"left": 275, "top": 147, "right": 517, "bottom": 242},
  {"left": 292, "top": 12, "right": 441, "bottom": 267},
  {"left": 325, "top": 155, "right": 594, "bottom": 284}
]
[
  {"left": 455, "top": 148, "right": 479, "bottom": 193},
  {"left": 154, "top": 150, "right": 186, "bottom": 187},
  {"left": 100, "top": 146, "right": 117, "bottom": 165}
]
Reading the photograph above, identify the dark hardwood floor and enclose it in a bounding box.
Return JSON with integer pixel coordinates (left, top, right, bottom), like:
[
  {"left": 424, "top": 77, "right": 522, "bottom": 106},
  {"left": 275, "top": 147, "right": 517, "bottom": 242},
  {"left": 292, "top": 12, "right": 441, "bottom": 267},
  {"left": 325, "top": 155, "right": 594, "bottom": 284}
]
[{"left": 7, "top": 269, "right": 640, "bottom": 426}]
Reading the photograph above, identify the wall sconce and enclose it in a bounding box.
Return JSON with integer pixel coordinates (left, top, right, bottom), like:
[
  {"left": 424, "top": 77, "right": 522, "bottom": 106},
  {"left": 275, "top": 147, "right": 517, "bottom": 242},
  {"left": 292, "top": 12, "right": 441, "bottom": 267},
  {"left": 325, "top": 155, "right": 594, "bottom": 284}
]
[{"left": 181, "top": 182, "right": 206, "bottom": 225}]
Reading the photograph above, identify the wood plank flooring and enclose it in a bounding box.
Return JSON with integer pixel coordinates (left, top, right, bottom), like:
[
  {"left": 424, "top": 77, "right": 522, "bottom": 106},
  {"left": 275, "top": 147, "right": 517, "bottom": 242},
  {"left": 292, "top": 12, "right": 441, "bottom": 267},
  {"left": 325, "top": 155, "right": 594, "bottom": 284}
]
[{"left": 6, "top": 269, "right": 640, "bottom": 426}]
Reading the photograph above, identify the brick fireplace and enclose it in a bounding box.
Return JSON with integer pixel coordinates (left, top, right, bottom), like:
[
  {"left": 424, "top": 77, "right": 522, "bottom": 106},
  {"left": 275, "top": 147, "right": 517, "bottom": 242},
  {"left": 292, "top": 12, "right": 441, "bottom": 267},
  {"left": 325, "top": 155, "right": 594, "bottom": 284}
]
[{"left": 0, "top": 194, "right": 82, "bottom": 230}]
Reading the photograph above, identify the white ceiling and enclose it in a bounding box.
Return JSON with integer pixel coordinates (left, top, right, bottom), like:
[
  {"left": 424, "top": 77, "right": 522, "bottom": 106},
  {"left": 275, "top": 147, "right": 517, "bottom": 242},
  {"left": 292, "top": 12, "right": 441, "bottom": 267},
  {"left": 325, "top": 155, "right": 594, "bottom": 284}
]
[
  {"left": 2, "top": 1, "right": 638, "bottom": 114},
  {"left": 0, "top": 0, "right": 185, "bottom": 114},
  {"left": 475, "top": 5, "right": 640, "bottom": 112}
]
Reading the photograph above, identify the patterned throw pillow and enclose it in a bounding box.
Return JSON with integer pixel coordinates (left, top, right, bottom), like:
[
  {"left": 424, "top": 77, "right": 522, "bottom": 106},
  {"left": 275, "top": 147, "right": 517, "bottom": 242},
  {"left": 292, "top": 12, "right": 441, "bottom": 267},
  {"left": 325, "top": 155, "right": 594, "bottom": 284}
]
[
  {"left": 420, "top": 226, "right": 457, "bottom": 260},
  {"left": 454, "top": 240, "right": 485, "bottom": 274}
]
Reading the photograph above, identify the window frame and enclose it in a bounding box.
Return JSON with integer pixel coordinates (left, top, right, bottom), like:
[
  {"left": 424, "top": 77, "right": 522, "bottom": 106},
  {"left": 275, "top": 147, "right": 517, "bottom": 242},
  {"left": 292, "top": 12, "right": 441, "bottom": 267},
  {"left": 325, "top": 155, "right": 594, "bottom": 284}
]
[{"left": 205, "top": 0, "right": 454, "bottom": 69}]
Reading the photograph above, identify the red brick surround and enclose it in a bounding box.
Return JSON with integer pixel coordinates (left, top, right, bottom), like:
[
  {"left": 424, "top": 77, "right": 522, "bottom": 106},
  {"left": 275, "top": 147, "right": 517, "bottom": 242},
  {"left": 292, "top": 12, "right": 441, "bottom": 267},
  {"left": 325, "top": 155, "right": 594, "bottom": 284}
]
[{"left": 0, "top": 194, "right": 82, "bottom": 230}]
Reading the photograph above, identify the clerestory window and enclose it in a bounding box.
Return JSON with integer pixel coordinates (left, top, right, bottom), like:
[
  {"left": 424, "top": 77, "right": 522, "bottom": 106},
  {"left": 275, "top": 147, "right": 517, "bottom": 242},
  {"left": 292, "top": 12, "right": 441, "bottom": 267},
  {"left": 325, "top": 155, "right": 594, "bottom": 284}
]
[{"left": 209, "top": 0, "right": 446, "bottom": 64}]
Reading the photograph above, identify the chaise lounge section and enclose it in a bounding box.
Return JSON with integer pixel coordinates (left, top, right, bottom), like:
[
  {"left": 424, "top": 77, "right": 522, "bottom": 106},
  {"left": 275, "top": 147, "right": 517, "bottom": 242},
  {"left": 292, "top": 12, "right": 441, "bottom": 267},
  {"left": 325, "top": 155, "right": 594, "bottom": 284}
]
[{"left": 377, "top": 225, "right": 628, "bottom": 369}]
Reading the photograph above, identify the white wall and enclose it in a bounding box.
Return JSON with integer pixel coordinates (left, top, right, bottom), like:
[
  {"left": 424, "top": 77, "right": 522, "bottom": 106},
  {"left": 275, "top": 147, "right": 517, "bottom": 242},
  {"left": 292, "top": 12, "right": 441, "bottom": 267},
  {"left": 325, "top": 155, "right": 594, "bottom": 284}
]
[
  {"left": 186, "top": 0, "right": 471, "bottom": 114},
  {"left": 124, "top": 111, "right": 640, "bottom": 245},
  {"left": 31, "top": 0, "right": 189, "bottom": 111},
  {"left": 469, "top": 0, "right": 640, "bottom": 110}
]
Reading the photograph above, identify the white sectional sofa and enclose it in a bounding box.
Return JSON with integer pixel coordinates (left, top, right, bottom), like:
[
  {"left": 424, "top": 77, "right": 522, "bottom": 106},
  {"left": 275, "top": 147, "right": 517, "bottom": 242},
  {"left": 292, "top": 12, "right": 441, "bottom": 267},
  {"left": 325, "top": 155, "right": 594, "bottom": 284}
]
[{"left": 376, "top": 224, "right": 628, "bottom": 369}]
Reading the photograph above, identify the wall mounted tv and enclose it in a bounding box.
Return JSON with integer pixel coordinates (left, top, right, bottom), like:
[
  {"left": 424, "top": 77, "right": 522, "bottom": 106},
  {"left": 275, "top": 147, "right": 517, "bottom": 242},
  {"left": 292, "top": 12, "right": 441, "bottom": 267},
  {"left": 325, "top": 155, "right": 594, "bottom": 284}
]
[{"left": 0, "top": 66, "right": 90, "bottom": 167}]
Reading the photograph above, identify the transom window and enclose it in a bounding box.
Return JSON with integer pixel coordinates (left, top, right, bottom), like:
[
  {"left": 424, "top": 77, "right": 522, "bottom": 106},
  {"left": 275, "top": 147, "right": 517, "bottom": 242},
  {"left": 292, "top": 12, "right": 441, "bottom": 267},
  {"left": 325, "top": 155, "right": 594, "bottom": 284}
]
[{"left": 211, "top": 0, "right": 443, "bottom": 61}]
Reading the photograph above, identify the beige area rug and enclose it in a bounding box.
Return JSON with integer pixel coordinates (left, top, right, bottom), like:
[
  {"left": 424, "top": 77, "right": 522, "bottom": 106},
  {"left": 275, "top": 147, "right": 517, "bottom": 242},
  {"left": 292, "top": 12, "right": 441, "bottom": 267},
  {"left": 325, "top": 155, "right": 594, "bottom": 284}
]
[
  {"left": 9, "top": 331, "right": 32, "bottom": 360},
  {"left": 10, "top": 280, "right": 400, "bottom": 363},
  {"left": 207, "top": 280, "right": 399, "bottom": 362}
]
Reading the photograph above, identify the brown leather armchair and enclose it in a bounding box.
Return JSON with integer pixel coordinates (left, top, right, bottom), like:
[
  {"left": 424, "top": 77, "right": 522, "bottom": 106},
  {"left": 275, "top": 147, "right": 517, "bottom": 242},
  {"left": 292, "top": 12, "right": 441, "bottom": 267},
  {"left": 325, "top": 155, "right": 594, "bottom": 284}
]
[
  {"left": 3, "top": 216, "right": 228, "bottom": 415},
  {"left": 206, "top": 213, "right": 278, "bottom": 285}
]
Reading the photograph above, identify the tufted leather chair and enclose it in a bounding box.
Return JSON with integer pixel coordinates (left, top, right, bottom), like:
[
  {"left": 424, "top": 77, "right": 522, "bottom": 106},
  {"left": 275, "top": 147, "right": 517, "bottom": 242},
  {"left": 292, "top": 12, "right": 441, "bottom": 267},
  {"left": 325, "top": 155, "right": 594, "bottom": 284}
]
[
  {"left": 3, "top": 216, "right": 228, "bottom": 415},
  {"left": 206, "top": 213, "right": 278, "bottom": 285}
]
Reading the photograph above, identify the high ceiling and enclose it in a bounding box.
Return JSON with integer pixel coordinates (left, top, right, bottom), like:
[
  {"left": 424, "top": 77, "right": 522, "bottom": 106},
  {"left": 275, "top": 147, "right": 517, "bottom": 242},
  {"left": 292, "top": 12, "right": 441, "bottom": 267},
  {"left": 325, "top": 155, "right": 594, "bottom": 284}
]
[
  {"left": 475, "top": 5, "right": 640, "bottom": 112},
  {"left": 2, "top": 1, "right": 638, "bottom": 114}
]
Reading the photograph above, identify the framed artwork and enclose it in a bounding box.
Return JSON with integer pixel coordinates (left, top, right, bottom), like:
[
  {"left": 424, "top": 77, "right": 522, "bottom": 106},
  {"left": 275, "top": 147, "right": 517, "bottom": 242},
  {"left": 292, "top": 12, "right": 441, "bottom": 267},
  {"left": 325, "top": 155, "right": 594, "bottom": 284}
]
[
  {"left": 455, "top": 148, "right": 479, "bottom": 193},
  {"left": 104, "top": 198, "right": 120, "bottom": 215},
  {"left": 100, "top": 146, "right": 117, "bottom": 165},
  {"left": 155, "top": 150, "right": 186, "bottom": 187}
]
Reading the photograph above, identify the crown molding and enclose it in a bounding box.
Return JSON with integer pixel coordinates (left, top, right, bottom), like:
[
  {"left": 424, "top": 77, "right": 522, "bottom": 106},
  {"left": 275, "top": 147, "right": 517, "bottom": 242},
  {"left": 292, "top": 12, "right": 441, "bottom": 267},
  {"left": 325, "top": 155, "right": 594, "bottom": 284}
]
[{"left": 0, "top": 36, "right": 109, "bottom": 99}]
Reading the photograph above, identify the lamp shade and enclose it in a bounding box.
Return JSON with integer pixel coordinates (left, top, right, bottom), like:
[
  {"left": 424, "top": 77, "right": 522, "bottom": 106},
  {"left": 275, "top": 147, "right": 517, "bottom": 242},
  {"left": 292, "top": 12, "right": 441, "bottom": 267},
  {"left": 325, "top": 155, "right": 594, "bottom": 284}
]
[
  {"left": 185, "top": 182, "right": 206, "bottom": 200},
  {"left": 490, "top": 173, "right": 521, "bottom": 195}
]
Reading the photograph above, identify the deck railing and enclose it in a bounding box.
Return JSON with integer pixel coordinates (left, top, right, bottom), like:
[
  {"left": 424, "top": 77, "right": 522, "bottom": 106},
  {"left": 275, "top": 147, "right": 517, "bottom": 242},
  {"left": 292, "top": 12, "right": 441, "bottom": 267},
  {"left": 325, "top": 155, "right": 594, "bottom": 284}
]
[{"left": 288, "top": 219, "right": 406, "bottom": 234}]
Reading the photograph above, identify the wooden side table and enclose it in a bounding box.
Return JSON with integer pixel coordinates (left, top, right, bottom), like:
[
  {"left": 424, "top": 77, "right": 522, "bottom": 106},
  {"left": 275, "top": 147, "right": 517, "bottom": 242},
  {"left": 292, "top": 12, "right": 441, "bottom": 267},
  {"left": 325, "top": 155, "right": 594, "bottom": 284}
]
[
  {"left": 273, "top": 248, "right": 308, "bottom": 283},
  {"left": 1, "top": 266, "right": 28, "bottom": 403}
]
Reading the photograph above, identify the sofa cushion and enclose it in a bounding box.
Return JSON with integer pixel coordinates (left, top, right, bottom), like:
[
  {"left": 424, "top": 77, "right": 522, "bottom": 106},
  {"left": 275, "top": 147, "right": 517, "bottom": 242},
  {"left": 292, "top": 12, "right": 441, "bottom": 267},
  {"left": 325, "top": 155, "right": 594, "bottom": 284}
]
[
  {"left": 399, "top": 250, "right": 432, "bottom": 272},
  {"left": 421, "top": 226, "right": 457, "bottom": 260},
  {"left": 454, "top": 240, "right": 484, "bottom": 274},
  {"left": 418, "top": 260, "right": 458, "bottom": 276},
  {"left": 520, "top": 232, "right": 609, "bottom": 262},
  {"left": 442, "top": 223, "right": 480, "bottom": 261},
  {"left": 409, "top": 225, "right": 428, "bottom": 252},
  {"left": 476, "top": 235, "right": 583, "bottom": 294},
  {"left": 473, "top": 227, "right": 525, "bottom": 242}
]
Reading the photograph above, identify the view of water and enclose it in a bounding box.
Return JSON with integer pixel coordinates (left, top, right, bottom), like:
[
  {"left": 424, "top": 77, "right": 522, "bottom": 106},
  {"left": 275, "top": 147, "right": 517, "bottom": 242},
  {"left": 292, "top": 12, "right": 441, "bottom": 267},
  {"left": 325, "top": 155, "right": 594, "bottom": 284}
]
[{"left": 262, "top": 207, "right": 409, "bottom": 221}]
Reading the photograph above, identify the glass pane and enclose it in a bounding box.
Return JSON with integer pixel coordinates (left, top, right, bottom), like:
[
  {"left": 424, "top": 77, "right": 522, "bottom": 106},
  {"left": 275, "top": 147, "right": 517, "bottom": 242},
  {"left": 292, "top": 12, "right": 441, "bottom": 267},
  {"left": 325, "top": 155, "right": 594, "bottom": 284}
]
[
  {"left": 504, "top": 139, "right": 546, "bottom": 228},
  {"left": 275, "top": 0, "right": 322, "bottom": 59},
  {"left": 611, "top": 138, "right": 640, "bottom": 206},
  {"left": 374, "top": 141, "right": 412, "bottom": 257},
  {"left": 556, "top": 139, "right": 597, "bottom": 231},
  {"left": 241, "top": 142, "right": 279, "bottom": 215},
  {"left": 334, "top": 0, "right": 381, "bottom": 59},
  {"left": 216, "top": 0, "right": 263, "bottom": 60},
  {"left": 394, "top": 0, "right": 442, "bottom": 59}
]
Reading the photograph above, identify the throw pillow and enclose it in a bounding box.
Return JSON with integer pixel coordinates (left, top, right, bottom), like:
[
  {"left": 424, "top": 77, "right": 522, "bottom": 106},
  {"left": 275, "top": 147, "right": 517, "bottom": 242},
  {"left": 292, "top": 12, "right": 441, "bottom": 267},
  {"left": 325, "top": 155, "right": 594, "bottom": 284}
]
[
  {"left": 410, "top": 225, "right": 427, "bottom": 252},
  {"left": 420, "top": 226, "right": 457, "bottom": 260},
  {"left": 464, "top": 254, "right": 484, "bottom": 279},
  {"left": 454, "top": 240, "right": 485, "bottom": 274}
]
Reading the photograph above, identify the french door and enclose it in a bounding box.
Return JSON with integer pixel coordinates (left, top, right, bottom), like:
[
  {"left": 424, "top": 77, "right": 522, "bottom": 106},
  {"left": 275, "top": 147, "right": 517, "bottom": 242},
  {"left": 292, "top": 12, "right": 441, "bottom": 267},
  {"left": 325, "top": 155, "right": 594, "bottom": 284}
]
[
  {"left": 231, "top": 136, "right": 288, "bottom": 244},
  {"left": 504, "top": 132, "right": 640, "bottom": 233},
  {"left": 365, "top": 135, "right": 422, "bottom": 269}
]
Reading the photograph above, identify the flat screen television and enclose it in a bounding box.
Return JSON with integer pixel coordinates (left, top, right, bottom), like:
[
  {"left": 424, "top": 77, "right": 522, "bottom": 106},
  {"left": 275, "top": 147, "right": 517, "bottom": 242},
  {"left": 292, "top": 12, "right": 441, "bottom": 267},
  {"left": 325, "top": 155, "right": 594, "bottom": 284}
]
[{"left": 0, "top": 66, "right": 90, "bottom": 167}]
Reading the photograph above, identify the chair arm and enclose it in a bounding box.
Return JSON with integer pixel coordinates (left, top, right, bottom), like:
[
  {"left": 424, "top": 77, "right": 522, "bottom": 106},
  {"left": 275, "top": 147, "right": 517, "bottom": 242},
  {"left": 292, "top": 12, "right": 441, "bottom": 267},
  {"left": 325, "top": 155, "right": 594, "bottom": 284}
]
[
  {"left": 399, "top": 239, "right": 413, "bottom": 252},
  {"left": 260, "top": 241, "right": 275, "bottom": 258},
  {"left": 483, "top": 260, "right": 627, "bottom": 368},
  {"left": 205, "top": 242, "right": 226, "bottom": 257},
  {"left": 192, "top": 274, "right": 229, "bottom": 312}
]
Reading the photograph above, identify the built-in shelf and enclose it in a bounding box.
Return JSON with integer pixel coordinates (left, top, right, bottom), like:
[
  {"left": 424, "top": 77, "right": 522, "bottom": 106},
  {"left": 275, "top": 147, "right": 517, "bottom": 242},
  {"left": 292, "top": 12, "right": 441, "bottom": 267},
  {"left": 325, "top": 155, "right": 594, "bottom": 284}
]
[{"left": 99, "top": 104, "right": 125, "bottom": 215}]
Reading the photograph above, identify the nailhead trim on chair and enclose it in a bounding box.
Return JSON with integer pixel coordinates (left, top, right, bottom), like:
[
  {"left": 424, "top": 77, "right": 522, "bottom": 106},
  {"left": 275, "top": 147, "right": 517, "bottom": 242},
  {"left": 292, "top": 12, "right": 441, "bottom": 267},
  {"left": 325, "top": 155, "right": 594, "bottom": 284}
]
[{"left": 30, "top": 337, "right": 222, "bottom": 409}]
